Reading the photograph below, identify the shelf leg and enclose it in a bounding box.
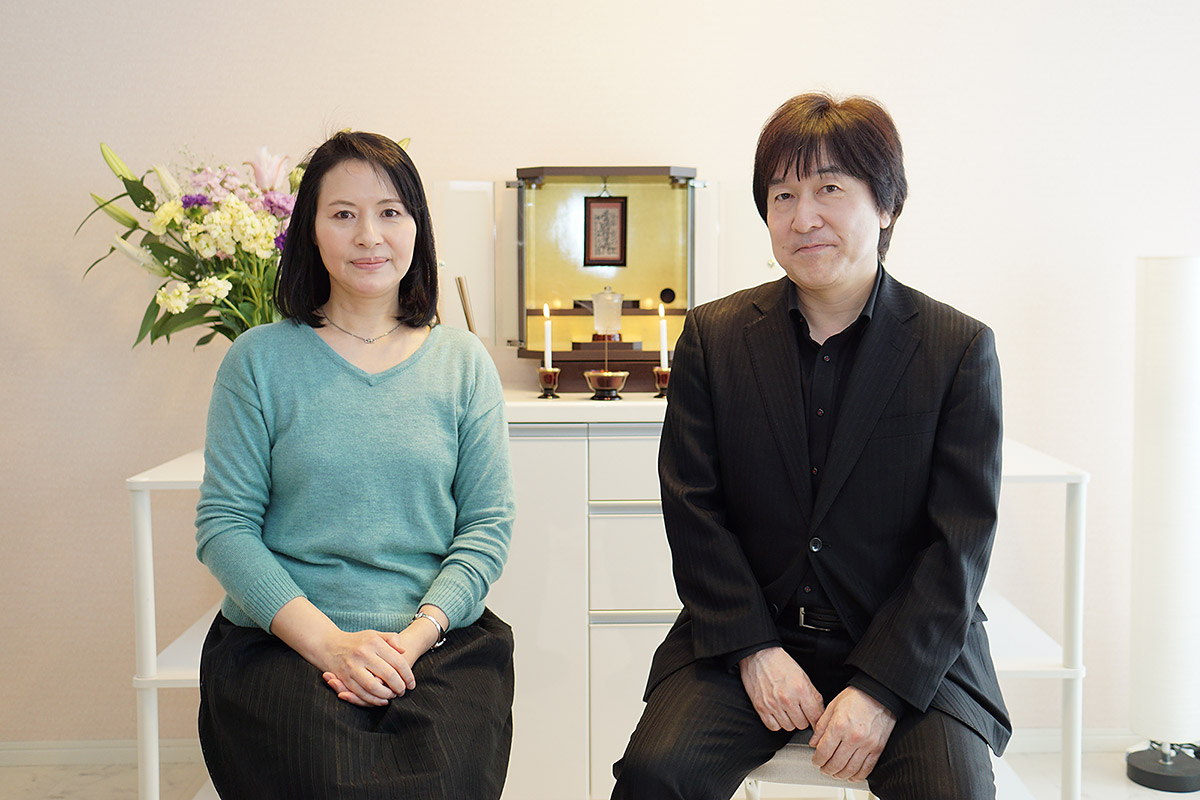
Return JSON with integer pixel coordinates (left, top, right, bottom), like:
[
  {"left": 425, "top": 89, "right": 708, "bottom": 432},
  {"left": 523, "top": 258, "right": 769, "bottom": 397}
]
[
  {"left": 136, "top": 686, "right": 160, "bottom": 800},
  {"left": 130, "top": 489, "right": 161, "bottom": 800},
  {"left": 1062, "top": 481, "right": 1087, "bottom": 800}
]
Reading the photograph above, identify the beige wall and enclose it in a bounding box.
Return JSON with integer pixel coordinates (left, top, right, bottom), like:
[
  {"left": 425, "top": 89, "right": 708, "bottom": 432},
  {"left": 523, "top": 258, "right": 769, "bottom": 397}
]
[{"left": 2, "top": 0, "right": 1197, "bottom": 747}]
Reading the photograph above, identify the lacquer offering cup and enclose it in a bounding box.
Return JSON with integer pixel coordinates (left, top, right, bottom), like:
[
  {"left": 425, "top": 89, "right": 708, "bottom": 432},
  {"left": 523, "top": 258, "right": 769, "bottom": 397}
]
[
  {"left": 652, "top": 366, "right": 671, "bottom": 398},
  {"left": 537, "top": 367, "right": 561, "bottom": 399},
  {"left": 583, "top": 369, "right": 629, "bottom": 401}
]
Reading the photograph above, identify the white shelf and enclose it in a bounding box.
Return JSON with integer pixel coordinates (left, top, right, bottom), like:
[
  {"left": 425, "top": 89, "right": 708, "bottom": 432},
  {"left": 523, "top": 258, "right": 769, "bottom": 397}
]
[
  {"left": 983, "top": 589, "right": 1084, "bottom": 680},
  {"left": 192, "top": 780, "right": 218, "bottom": 800},
  {"left": 126, "top": 450, "right": 204, "bottom": 490},
  {"left": 995, "top": 754, "right": 1038, "bottom": 800},
  {"left": 128, "top": 429, "right": 1086, "bottom": 800},
  {"left": 1001, "top": 440, "right": 1088, "bottom": 485},
  {"left": 132, "top": 605, "right": 219, "bottom": 690}
]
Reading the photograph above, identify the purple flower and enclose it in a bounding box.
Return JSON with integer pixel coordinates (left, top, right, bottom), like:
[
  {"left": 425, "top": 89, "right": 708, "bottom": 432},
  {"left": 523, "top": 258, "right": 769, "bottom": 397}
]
[
  {"left": 275, "top": 229, "right": 288, "bottom": 251},
  {"left": 182, "top": 194, "right": 211, "bottom": 209},
  {"left": 263, "top": 190, "right": 295, "bottom": 218}
]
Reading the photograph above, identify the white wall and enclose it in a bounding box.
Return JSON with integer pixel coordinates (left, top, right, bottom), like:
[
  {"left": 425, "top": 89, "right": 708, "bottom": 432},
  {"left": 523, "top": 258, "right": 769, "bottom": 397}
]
[{"left": 2, "top": 0, "right": 1197, "bottom": 746}]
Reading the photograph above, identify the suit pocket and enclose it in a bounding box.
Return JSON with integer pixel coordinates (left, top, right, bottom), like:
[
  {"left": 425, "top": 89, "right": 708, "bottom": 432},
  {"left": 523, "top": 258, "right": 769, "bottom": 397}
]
[{"left": 870, "top": 411, "right": 939, "bottom": 440}]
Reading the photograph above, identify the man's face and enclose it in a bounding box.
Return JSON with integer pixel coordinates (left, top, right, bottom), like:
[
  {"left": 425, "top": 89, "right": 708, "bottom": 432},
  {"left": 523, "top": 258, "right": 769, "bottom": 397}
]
[{"left": 765, "top": 161, "right": 891, "bottom": 296}]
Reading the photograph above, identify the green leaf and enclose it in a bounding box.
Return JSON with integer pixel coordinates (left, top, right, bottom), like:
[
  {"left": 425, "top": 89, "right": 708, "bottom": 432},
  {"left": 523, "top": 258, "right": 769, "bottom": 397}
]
[
  {"left": 83, "top": 247, "right": 115, "bottom": 278},
  {"left": 100, "top": 143, "right": 137, "bottom": 181},
  {"left": 195, "top": 331, "right": 218, "bottom": 348},
  {"left": 212, "top": 322, "right": 241, "bottom": 342},
  {"left": 143, "top": 241, "right": 196, "bottom": 273},
  {"left": 123, "top": 178, "right": 157, "bottom": 212},
  {"left": 88, "top": 193, "right": 140, "bottom": 229},
  {"left": 151, "top": 303, "right": 214, "bottom": 342},
  {"left": 134, "top": 295, "right": 160, "bottom": 347}
]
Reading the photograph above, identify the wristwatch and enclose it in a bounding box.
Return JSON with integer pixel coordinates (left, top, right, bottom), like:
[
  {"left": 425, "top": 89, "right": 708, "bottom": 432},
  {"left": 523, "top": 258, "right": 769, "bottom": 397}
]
[{"left": 412, "top": 612, "right": 447, "bottom": 648}]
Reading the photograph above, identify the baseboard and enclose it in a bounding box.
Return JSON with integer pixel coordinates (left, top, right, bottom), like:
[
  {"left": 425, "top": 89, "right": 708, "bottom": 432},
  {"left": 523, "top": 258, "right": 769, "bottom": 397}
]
[
  {"left": 1005, "top": 727, "right": 1142, "bottom": 754},
  {"left": 0, "top": 738, "right": 203, "bottom": 766}
]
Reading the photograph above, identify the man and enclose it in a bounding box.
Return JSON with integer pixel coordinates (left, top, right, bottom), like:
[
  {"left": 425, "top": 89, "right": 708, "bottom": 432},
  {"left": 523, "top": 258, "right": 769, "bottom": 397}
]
[{"left": 611, "top": 93, "right": 1010, "bottom": 799}]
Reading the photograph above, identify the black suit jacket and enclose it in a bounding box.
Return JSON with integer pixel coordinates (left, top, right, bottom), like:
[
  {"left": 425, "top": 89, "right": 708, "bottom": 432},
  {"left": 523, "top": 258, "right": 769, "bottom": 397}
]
[{"left": 649, "top": 270, "right": 1011, "bottom": 754}]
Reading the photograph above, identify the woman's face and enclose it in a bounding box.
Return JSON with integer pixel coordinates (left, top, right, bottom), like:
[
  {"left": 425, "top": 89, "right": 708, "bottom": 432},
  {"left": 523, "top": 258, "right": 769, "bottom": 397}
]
[{"left": 313, "top": 159, "right": 417, "bottom": 308}]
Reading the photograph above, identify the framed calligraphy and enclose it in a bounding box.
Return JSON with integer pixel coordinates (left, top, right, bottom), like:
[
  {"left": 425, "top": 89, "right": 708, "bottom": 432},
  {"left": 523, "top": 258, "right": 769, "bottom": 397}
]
[{"left": 584, "top": 196, "right": 627, "bottom": 266}]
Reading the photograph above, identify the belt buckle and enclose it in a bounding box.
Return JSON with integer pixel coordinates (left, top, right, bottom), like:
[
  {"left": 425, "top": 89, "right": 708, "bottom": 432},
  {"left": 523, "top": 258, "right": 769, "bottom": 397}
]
[{"left": 797, "top": 608, "right": 835, "bottom": 632}]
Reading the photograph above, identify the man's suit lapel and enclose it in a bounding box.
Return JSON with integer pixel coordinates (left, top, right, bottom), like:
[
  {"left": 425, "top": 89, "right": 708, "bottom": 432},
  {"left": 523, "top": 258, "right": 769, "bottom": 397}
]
[
  {"left": 744, "top": 278, "right": 814, "bottom": 521},
  {"left": 811, "top": 273, "right": 921, "bottom": 532}
]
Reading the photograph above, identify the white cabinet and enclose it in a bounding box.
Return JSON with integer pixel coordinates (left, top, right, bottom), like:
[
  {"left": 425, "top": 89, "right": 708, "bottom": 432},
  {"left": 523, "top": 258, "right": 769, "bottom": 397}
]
[
  {"left": 488, "top": 424, "right": 591, "bottom": 800},
  {"left": 126, "top": 393, "right": 1086, "bottom": 800}
]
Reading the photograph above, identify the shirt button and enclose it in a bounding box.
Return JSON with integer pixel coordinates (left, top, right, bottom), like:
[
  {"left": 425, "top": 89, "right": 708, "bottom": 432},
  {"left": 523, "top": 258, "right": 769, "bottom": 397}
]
[
  {"left": 811, "top": 467, "right": 819, "bottom": 476},
  {"left": 803, "top": 585, "right": 813, "bottom": 593},
  {"left": 809, "top": 537, "right": 823, "bottom": 552},
  {"left": 823, "top": 355, "right": 831, "bottom": 362},
  {"left": 816, "top": 408, "right": 825, "bottom": 417}
]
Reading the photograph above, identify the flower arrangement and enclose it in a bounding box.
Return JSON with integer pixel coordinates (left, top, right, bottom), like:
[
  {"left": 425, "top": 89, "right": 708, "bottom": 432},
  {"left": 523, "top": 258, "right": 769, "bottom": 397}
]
[{"left": 80, "top": 143, "right": 302, "bottom": 347}]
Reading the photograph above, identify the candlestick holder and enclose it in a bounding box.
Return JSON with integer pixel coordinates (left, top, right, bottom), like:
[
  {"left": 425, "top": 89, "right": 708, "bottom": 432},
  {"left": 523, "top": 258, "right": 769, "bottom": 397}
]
[
  {"left": 536, "top": 367, "right": 561, "bottom": 399},
  {"left": 652, "top": 366, "right": 671, "bottom": 398}
]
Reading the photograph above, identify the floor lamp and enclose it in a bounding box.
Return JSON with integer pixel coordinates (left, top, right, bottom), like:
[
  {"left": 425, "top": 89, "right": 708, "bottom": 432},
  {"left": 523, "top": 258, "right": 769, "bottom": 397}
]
[{"left": 1130, "top": 256, "right": 1200, "bottom": 792}]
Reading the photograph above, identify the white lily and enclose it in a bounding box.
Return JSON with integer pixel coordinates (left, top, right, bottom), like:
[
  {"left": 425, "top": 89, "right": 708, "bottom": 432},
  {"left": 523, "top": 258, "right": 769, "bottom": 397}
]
[
  {"left": 111, "top": 235, "right": 169, "bottom": 277},
  {"left": 152, "top": 164, "right": 181, "bottom": 200}
]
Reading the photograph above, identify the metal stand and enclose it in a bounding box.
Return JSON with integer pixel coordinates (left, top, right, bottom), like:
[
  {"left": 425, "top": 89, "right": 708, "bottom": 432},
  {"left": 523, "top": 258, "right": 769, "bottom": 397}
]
[{"left": 1128, "top": 743, "right": 1200, "bottom": 792}]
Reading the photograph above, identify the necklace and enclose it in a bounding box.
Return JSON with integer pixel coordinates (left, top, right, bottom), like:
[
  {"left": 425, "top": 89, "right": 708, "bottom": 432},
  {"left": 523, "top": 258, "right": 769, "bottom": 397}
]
[{"left": 323, "top": 314, "right": 405, "bottom": 344}]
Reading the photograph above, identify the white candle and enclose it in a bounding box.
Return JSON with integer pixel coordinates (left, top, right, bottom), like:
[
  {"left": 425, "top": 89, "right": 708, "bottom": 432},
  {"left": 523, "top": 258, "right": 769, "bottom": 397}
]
[
  {"left": 543, "top": 304, "right": 552, "bottom": 369},
  {"left": 658, "top": 304, "right": 669, "bottom": 369}
]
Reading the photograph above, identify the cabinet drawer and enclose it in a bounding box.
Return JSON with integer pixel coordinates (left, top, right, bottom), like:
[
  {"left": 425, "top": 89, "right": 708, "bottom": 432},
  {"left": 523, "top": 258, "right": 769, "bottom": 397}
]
[
  {"left": 589, "top": 622, "right": 672, "bottom": 800},
  {"left": 588, "top": 424, "right": 662, "bottom": 501},
  {"left": 589, "top": 511, "right": 679, "bottom": 611}
]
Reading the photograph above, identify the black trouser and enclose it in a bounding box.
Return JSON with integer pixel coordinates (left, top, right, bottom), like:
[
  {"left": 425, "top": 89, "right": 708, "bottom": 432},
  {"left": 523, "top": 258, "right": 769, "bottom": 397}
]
[
  {"left": 199, "top": 609, "right": 514, "bottom": 800},
  {"left": 611, "top": 625, "right": 995, "bottom": 800}
]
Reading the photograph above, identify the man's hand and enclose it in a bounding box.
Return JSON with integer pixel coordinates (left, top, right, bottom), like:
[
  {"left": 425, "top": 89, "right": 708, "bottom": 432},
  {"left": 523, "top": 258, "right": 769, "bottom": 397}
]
[
  {"left": 738, "top": 647, "right": 826, "bottom": 731},
  {"left": 809, "top": 686, "right": 897, "bottom": 781}
]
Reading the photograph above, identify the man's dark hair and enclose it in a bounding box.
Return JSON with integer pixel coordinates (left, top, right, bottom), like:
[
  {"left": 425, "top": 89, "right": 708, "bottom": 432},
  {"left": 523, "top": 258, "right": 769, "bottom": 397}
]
[
  {"left": 276, "top": 131, "right": 438, "bottom": 327},
  {"left": 753, "top": 93, "right": 907, "bottom": 260}
]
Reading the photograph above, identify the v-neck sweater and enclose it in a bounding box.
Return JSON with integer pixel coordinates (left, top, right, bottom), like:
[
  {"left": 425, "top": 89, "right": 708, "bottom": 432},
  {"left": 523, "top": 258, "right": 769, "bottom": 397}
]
[{"left": 195, "top": 320, "right": 515, "bottom": 634}]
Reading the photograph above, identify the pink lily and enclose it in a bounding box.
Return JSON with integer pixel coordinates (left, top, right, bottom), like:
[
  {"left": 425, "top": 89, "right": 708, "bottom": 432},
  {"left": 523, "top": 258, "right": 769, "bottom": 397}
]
[{"left": 246, "top": 147, "right": 290, "bottom": 193}]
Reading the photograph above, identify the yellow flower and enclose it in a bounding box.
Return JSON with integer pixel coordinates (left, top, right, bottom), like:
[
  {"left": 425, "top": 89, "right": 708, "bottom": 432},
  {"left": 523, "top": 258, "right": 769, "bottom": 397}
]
[
  {"left": 147, "top": 199, "right": 184, "bottom": 236},
  {"left": 193, "top": 276, "right": 233, "bottom": 304},
  {"left": 154, "top": 282, "right": 191, "bottom": 314}
]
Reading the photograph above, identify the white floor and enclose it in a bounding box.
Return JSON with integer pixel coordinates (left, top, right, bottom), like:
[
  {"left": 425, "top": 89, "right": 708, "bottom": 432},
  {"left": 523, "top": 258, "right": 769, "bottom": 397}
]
[{"left": 0, "top": 752, "right": 1185, "bottom": 800}]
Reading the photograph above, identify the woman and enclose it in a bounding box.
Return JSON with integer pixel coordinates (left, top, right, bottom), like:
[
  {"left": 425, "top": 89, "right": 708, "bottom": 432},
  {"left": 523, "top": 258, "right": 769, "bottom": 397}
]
[{"left": 195, "top": 131, "right": 516, "bottom": 799}]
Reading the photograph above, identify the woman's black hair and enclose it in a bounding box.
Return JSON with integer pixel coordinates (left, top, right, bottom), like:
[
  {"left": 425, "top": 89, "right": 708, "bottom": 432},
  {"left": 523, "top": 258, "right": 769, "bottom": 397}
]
[{"left": 275, "top": 131, "right": 438, "bottom": 327}]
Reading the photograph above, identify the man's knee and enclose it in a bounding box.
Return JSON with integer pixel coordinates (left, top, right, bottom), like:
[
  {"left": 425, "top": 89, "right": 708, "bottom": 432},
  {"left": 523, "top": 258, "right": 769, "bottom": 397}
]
[
  {"left": 869, "top": 709, "right": 995, "bottom": 800},
  {"left": 612, "top": 725, "right": 706, "bottom": 799}
]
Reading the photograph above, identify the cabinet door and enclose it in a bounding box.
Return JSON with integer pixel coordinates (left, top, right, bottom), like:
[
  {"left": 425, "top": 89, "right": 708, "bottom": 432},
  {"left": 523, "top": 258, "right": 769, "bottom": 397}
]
[
  {"left": 589, "top": 509, "right": 679, "bottom": 611},
  {"left": 588, "top": 424, "right": 663, "bottom": 501},
  {"left": 588, "top": 622, "right": 673, "bottom": 800},
  {"left": 493, "top": 425, "right": 590, "bottom": 800}
]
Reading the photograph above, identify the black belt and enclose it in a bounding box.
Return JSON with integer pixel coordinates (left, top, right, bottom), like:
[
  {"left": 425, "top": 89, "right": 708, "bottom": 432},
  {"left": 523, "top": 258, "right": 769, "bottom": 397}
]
[{"left": 785, "top": 606, "right": 843, "bottom": 632}]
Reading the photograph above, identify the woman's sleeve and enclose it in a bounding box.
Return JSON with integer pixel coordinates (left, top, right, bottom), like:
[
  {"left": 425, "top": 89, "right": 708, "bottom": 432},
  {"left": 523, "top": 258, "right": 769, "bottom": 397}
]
[
  {"left": 420, "top": 343, "right": 515, "bottom": 629},
  {"left": 194, "top": 350, "right": 304, "bottom": 631}
]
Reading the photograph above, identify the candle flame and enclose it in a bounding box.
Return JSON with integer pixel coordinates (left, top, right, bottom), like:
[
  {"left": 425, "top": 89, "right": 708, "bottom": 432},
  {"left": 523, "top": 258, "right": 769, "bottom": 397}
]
[
  {"left": 543, "top": 303, "right": 550, "bottom": 318},
  {"left": 658, "top": 303, "right": 665, "bottom": 318}
]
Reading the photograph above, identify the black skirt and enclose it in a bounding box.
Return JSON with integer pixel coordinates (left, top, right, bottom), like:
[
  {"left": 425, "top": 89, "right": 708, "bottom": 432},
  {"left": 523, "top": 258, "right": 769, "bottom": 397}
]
[{"left": 198, "top": 608, "right": 515, "bottom": 799}]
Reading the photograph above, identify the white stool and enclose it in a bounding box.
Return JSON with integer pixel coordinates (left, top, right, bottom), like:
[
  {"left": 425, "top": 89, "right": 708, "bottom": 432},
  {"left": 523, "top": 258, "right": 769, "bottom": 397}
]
[{"left": 743, "top": 730, "right": 877, "bottom": 800}]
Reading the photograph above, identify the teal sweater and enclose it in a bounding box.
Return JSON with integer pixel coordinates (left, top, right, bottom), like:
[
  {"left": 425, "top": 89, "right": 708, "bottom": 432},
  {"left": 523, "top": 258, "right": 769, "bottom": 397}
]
[{"left": 195, "top": 321, "right": 514, "bottom": 634}]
